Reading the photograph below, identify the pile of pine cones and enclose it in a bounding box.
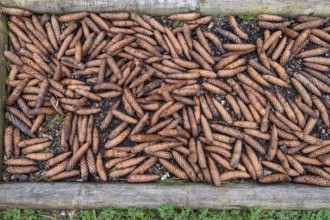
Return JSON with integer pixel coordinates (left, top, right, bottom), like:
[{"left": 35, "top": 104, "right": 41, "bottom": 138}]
[{"left": 1, "top": 6, "right": 329, "bottom": 186}]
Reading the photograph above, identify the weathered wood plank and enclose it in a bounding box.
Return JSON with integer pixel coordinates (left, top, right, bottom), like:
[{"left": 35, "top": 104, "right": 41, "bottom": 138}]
[
  {"left": 0, "top": 14, "right": 8, "bottom": 181},
  {"left": 0, "top": 0, "right": 199, "bottom": 15},
  {"left": 0, "top": 183, "right": 328, "bottom": 210},
  {"left": 199, "top": 0, "right": 330, "bottom": 16},
  {"left": 1, "top": 0, "right": 330, "bottom": 16}
]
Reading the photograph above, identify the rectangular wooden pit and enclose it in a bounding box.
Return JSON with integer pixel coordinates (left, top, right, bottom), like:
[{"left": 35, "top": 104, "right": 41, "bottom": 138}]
[{"left": 0, "top": 0, "right": 329, "bottom": 210}]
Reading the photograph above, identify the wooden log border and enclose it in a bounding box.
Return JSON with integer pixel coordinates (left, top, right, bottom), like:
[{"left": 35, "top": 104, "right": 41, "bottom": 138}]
[
  {"left": 0, "top": 0, "right": 330, "bottom": 16},
  {"left": 0, "top": 183, "right": 329, "bottom": 210},
  {"left": 0, "top": 2, "right": 329, "bottom": 210},
  {"left": 199, "top": 0, "right": 330, "bottom": 17},
  {"left": 0, "top": 14, "right": 7, "bottom": 181}
]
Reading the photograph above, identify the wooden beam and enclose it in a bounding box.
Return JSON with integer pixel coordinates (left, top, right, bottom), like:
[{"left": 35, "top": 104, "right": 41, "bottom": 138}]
[
  {"left": 0, "top": 0, "right": 199, "bottom": 15},
  {"left": 0, "top": 183, "right": 329, "bottom": 210},
  {"left": 0, "top": 14, "right": 8, "bottom": 181},
  {"left": 1, "top": 0, "right": 330, "bottom": 16},
  {"left": 199, "top": 0, "right": 330, "bottom": 16}
]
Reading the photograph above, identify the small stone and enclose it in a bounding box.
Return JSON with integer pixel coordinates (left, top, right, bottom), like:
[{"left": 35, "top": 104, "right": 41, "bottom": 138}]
[{"left": 264, "top": 169, "right": 272, "bottom": 175}]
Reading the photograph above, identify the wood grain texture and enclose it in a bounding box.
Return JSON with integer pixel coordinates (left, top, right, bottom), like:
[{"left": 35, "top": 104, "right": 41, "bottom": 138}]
[
  {"left": 1, "top": 0, "right": 330, "bottom": 16},
  {"left": 0, "top": 183, "right": 328, "bottom": 209},
  {"left": 199, "top": 0, "right": 330, "bottom": 16},
  {"left": 0, "top": 0, "right": 199, "bottom": 14},
  {"left": 0, "top": 14, "right": 8, "bottom": 181}
]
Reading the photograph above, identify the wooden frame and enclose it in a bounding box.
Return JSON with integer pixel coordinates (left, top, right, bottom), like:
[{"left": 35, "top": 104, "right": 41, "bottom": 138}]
[
  {"left": 0, "top": 183, "right": 329, "bottom": 210},
  {"left": 0, "top": 1, "right": 329, "bottom": 210},
  {"left": 0, "top": 0, "right": 330, "bottom": 16},
  {"left": 0, "top": 14, "right": 7, "bottom": 180}
]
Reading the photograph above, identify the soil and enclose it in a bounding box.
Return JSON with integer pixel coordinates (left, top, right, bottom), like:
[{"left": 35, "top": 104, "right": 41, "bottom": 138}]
[{"left": 4, "top": 14, "right": 330, "bottom": 185}]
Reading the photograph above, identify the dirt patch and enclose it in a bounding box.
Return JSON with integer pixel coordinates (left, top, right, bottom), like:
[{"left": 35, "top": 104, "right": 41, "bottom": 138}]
[{"left": 2, "top": 9, "right": 330, "bottom": 186}]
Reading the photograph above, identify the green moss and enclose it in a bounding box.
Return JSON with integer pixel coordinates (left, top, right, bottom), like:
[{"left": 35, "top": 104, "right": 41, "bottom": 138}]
[
  {"left": 56, "top": 138, "right": 61, "bottom": 149},
  {"left": 41, "top": 178, "right": 54, "bottom": 184},
  {"left": 5, "top": 75, "right": 9, "bottom": 85},
  {"left": 45, "top": 114, "right": 64, "bottom": 128},
  {"left": 174, "top": 20, "right": 182, "bottom": 26},
  {"left": 0, "top": 55, "right": 6, "bottom": 63},
  {"left": 161, "top": 177, "right": 185, "bottom": 183},
  {"left": 240, "top": 14, "right": 257, "bottom": 21},
  {"left": 135, "top": 9, "right": 143, "bottom": 17},
  {"left": 0, "top": 20, "right": 8, "bottom": 35},
  {"left": 41, "top": 148, "right": 52, "bottom": 153}
]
